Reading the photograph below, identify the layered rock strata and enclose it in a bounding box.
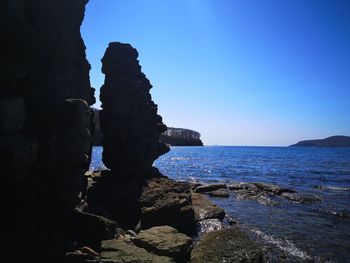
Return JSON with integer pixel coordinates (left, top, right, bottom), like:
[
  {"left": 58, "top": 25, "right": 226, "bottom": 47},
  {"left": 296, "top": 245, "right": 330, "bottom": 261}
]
[
  {"left": 0, "top": 0, "right": 95, "bottom": 261},
  {"left": 99, "top": 42, "right": 169, "bottom": 177}
]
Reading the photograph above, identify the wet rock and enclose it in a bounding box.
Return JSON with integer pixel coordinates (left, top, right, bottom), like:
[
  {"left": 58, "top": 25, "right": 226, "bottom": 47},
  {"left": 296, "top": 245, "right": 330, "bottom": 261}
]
[
  {"left": 228, "top": 182, "right": 244, "bottom": 190},
  {"left": 0, "top": 97, "right": 26, "bottom": 134},
  {"left": 194, "top": 183, "right": 227, "bottom": 193},
  {"left": 191, "top": 192, "right": 225, "bottom": 221},
  {"left": 235, "top": 190, "right": 279, "bottom": 206},
  {"left": 65, "top": 250, "right": 97, "bottom": 263},
  {"left": 100, "top": 239, "right": 174, "bottom": 263},
  {"left": 252, "top": 182, "right": 296, "bottom": 195},
  {"left": 208, "top": 188, "right": 230, "bottom": 198},
  {"left": 134, "top": 225, "right": 192, "bottom": 262},
  {"left": 140, "top": 177, "right": 196, "bottom": 233},
  {"left": 281, "top": 192, "right": 322, "bottom": 203},
  {"left": 99, "top": 42, "right": 169, "bottom": 177},
  {"left": 191, "top": 228, "right": 263, "bottom": 263}
]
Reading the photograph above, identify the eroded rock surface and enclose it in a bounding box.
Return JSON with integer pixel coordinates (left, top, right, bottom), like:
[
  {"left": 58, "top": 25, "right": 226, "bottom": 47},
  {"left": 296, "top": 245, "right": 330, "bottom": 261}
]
[
  {"left": 140, "top": 178, "right": 196, "bottom": 233},
  {"left": 134, "top": 226, "right": 192, "bottom": 262},
  {"left": 0, "top": 0, "right": 95, "bottom": 261},
  {"left": 99, "top": 42, "right": 169, "bottom": 177}
]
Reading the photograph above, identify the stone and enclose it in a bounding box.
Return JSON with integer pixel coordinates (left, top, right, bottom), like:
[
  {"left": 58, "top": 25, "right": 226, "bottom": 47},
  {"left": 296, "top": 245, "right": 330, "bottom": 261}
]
[
  {"left": 235, "top": 190, "right": 279, "bottom": 206},
  {"left": 281, "top": 192, "right": 322, "bottom": 203},
  {"left": 191, "top": 192, "right": 225, "bottom": 221},
  {"left": 252, "top": 182, "right": 296, "bottom": 195},
  {"left": 194, "top": 183, "right": 227, "bottom": 193},
  {"left": 140, "top": 177, "right": 196, "bottom": 233},
  {"left": 207, "top": 188, "right": 230, "bottom": 198},
  {"left": 67, "top": 210, "right": 117, "bottom": 248},
  {"left": 191, "top": 228, "right": 264, "bottom": 263},
  {"left": 134, "top": 225, "right": 192, "bottom": 262},
  {"left": 99, "top": 42, "right": 169, "bottom": 177},
  {"left": 86, "top": 171, "right": 145, "bottom": 230},
  {"left": 0, "top": 134, "right": 38, "bottom": 168},
  {"left": 100, "top": 239, "right": 174, "bottom": 263},
  {"left": 0, "top": 97, "right": 26, "bottom": 134}
]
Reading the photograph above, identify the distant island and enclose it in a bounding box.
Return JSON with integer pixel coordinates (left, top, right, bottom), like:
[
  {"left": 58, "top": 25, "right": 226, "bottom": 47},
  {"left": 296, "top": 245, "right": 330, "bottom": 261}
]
[
  {"left": 161, "top": 127, "right": 203, "bottom": 146},
  {"left": 290, "top": 135, "right": 350, "bottom": 147}
]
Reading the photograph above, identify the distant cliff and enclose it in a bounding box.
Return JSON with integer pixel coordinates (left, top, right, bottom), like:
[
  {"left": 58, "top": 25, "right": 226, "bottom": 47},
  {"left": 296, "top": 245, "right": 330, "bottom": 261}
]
[
  {"left": 290, "top": 136, "right": 350, "bottom": 147},
  {"left": 161, "top": 127, "right": 203, "bottom": 146}
]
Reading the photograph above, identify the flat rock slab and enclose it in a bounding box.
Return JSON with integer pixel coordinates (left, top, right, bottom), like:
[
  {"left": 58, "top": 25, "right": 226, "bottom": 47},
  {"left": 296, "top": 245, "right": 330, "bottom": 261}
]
[
  {"left": 191, "top": 228, "right": 263, "bottom": 263},
  {"left": 281, "top": 192, "right": 322, "bottom": 203},
  {"left": 191, "top": 192, "right": 225, "bottom": 221},
  {"left": 140, "top": 177, "right": 196, "bottom": 233},
  {"left": 134, "top": 225, "right": 192, "bottom": 262},
  {"left": 208, "top": 188, "right": 230, "bottom": 198},
  {"left": 101, "top": 239, "right": 174, "bottom": 263},
  {"left": 194, "top": 183, "right": 227, "bottom": 193}
]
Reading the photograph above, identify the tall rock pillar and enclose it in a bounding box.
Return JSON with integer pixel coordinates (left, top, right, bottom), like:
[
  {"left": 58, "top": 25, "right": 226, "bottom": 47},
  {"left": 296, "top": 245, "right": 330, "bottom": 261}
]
[{"left": 100, "top": 42, "right": 169, "bottom": 177}]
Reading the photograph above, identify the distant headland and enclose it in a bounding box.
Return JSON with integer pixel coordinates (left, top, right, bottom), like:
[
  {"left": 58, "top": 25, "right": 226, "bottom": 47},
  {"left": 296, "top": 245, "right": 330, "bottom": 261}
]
[
  {"left": 290, "top": 135, "right": 350, "bottom": 147},
  {"left": 161, "top": 127, "right": 203, "bottom": 146}
]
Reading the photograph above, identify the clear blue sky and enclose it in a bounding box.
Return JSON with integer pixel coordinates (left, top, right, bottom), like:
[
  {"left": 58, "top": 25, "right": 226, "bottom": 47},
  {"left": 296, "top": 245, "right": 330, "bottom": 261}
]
[{"left": 81, "top": 0, "right": 350, "bottom": 146}]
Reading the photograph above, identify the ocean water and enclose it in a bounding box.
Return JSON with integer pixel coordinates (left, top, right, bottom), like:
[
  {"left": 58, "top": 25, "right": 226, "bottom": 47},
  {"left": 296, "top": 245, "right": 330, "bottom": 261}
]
[{"left": 90, "top": 146, "right": 350, "bottom": 262}]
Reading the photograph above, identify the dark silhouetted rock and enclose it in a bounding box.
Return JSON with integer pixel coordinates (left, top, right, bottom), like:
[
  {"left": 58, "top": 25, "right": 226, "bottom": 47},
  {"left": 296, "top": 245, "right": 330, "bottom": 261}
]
[
  {"left": 67, "top": 210, "right": 118, "bottom": 248},
  {"left": 0, "top": 97, "right": 26, "bottom": 134},
  {"left": 161, "top": 127, "right": 203, "bottom": 146},
  {"left": 134, "top": 225, "right": 192, "bottom": 262},
  {"left": 99, "top": 42, "right": 169, "bottom": 177},
  {"left": 290, "top": 135, "right": 350, "bottom": 147},
  {"left": 191, "top": 228, "right": 264, "bottom": 263},
  {"left": 0, "top": 0, "right": 95, "bottom": 261},
  {"left": 140, "top": 177, "right": 196, "bottom": 233}
]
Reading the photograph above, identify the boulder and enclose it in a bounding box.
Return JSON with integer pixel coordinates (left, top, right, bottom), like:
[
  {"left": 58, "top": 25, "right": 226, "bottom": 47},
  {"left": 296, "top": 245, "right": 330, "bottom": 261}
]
[
  {"left": 100, "top": 239, "right": 174, "bottom": 263},
  {"left": 0, "top": 97, "right": 26, "bottom": 134},
  {"left": 191, "top": 228, "right": 264, "bottom": 263},
  {"left": 191, "top": 192, "right": 225, "bottom": 221},
  {"left": 194, "top": 183, "right": 227, "bottom": 193},
  {"left": 252, "top": 182, "right": 296, "bottom": 195},
  {"left": 134, "top": 226, "right": 192, "bottom": 262},
  {"left": 140, "top": 177, "right": 196, "bottom": 233},
  {"left": 235, "top": 190, "right": 279, "bottom": 206}
]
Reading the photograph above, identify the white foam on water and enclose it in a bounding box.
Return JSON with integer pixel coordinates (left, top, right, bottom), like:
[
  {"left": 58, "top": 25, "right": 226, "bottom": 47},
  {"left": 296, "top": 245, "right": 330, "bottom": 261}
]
[
  {"left": 326, "top": 186, "right": 350, "bottom": 191},
  {"left": 249, "top": 227, "right": 312, "bottom": 261}
]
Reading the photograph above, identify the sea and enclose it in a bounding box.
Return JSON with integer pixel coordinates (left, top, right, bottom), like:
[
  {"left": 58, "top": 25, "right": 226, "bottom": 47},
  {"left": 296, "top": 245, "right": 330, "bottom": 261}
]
[{"left": 90, "top": 146, "right": 350, "bottom": 263}]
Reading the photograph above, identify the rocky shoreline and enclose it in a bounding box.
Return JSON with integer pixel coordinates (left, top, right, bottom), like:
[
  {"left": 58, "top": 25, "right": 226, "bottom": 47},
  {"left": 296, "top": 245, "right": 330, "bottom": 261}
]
[{"left": 65, "top": 171, "right": 270, "bottom": 263}]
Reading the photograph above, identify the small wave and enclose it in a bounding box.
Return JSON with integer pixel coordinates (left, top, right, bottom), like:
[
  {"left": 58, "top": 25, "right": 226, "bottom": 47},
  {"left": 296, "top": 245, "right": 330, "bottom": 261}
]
[
  {"left": 170, "top": 157, "right": 189, "bottom": 161},
  {"left": 314, "top": 185, "right": 350, "bottom": 191},
  {"left": 249, "top": 228, "right": 312, "bottom": 261}
]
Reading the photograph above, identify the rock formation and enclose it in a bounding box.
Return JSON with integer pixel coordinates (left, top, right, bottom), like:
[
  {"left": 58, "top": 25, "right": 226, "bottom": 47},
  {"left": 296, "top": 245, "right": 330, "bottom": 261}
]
[
  {"left": 290, "top": 135, "right": 350, "bottom": 147},
  {"left": 0, "top": 0, "right": 95, "bottom": 261},
  {"left": 99, "top": 42, "right": 169, "bottom": 177},
  {"left": 161, "top": 127, "right": 203, "bottom": 146}
]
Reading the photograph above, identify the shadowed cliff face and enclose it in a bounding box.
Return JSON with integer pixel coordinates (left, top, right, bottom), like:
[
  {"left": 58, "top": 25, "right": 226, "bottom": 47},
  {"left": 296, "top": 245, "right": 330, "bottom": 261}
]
[
  {"left": 0, "top": 0, "right": 94, "bottom": 261},
  {"left": 100, "top": 42, "right": 169, "bottom": 177}
]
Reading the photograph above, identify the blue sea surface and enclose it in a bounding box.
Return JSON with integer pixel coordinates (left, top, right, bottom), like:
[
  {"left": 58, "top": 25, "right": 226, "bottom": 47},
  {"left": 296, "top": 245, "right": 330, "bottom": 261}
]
[{"left": 90, "top": 146, "right": 350, "bottom": 262}]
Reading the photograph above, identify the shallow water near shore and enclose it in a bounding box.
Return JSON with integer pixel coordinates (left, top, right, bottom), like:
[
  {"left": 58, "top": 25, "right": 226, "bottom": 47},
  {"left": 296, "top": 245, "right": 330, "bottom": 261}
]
[{"left": 90, "top": 146, "right": 350, "bottom": 262}]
